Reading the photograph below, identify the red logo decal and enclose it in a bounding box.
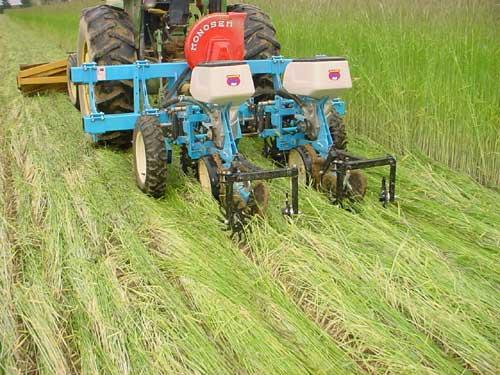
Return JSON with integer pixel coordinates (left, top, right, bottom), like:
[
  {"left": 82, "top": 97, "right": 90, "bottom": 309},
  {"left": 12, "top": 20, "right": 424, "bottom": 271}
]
[
  {"left": 329, "top": 69, "right": 341, "bottom": 81},
  {"left": 226, "top": 75, "right": 241, "bottom": 87}
]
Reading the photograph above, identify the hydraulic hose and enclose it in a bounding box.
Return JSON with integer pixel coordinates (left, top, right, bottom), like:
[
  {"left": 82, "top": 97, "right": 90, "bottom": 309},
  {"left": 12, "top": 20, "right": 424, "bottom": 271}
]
[
  {"left": 163, "top": 95, "right": 213, "bottom": 115},
  {"left": 276, "top": 88, "right": 305, "bottom": 107},
  {"left": 162, "top": 66, "right": 191, "bottom": 104}
]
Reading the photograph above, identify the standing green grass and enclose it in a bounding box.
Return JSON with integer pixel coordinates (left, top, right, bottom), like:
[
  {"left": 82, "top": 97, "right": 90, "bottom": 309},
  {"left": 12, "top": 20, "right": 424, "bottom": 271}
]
[{"left": 6, "top": 0, "right": 97, "bottom": 51}]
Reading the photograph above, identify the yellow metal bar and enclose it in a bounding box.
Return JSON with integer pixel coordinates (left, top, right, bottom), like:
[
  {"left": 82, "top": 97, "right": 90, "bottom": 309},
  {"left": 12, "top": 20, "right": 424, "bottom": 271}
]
[
  {"left": 19, "top": 84, "right": 67, "bottom": 95},
  {"left": 18, "top": 76, "right": 67, "bottom": 85},
  {"left": 32, "top": 66, "right": 67, "bottom": 77},
  {"left": 18, "top": 59, "right": 67, "bottom": 78},
  {"left": 147, "top": 8, "right": 167, "bottom": 15},
  {"left": 17, "top": 58, "right": 69, "bottom": 95}
]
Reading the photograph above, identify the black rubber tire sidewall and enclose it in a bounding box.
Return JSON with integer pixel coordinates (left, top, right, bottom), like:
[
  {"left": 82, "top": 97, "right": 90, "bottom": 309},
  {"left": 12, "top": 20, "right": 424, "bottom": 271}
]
[
  {"left": 288, "top": 146, "right": 313, "bottom": 186},
  {"left": 198, "top": 156, "right": 221, "bottom": 201},
  {"left": 77, "top": 5, "right": 136, "bottom": 114},
  {"left": 327, "top": 107, "right": 348, "bottom": 151},
  {"left": 77, "top": 5, "right": 136, "bottom": 145}
]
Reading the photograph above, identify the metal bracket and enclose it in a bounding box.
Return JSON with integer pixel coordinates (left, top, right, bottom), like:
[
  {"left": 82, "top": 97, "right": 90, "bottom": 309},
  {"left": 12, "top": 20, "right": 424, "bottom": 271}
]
[
  {"left": 332, "top": 98, "right": 346, "bottom": 116},
  {"left": 324, "top": 149, "right": 397, "bottom": 204},
  {"left": 135, "top": 60, "right": 151, "bottom": 68},
  {"left": 271, "top": 55, "right": 286, "bottom": 64},
  {"left": 89, "top": 112, "right": 105, "bottom": 122},
  {"left": 144, "top": 108, "right": 160, "bottom": 116},
  {"left": 82, "top": 62, "right": 97, "bottom": 71}
]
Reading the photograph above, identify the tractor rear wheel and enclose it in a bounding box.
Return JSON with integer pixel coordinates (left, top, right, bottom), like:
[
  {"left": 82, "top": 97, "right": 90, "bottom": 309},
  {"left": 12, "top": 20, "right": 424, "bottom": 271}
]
[
  {"left": 227, "top": 4, "right": 281, "bottom": 102},
  {"left": 133, "top": 116, "right": 168, "bottom": 198},
  {"left": 66, "top": 53, "right": 80, "bottom": 110},
  {"left": 326, "top": 107, "right": 347, "bottom": 151},
  {"left": 77, "top": 5, "right": 136, "bottom": 146}
]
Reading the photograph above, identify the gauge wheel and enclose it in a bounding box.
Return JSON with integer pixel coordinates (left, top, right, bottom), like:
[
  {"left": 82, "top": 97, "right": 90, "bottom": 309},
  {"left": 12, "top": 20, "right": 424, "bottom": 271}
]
[{"left": 288, "top": 146, "right": 314, "bottom": 186}]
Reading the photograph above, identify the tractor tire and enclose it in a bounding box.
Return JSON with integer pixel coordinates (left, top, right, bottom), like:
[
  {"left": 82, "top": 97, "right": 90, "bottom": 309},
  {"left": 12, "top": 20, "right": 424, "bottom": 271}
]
[
  {"left": 133, "top": 116, "right": 168, "bottom": 198},
  {"left": 327, "top": 107, "right": 347, "bottom": 151},
  {"left": 227, "top": 4, "right": 281, "bottom": 101},
  {"left": 77, "top": 5, "right": 136, "bottom": 145},
  {"left": 66, "top": 53, "right": 80, "bottom": 110}
]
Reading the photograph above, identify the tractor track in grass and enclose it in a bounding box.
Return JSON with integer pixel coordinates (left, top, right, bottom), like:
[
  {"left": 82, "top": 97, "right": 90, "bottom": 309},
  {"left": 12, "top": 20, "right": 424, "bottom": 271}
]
[{"left": 1, "top": 12, "right": 500, "bottom": 375}]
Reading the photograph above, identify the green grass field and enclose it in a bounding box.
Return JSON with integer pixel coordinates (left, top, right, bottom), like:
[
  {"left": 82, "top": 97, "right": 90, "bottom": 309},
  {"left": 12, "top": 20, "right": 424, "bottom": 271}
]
[{"left": 1, "top": 1, "right": 499, "bottom": 374}]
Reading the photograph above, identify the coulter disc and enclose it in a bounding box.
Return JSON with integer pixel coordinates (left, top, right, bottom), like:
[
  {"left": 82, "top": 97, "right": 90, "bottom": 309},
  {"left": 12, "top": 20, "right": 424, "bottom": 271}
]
[
  {"left": 321, "top": 170, "right": 368, "bottom": 201},
  {"left": 249, "top": 181, "right": 270, "bottom": 217}
]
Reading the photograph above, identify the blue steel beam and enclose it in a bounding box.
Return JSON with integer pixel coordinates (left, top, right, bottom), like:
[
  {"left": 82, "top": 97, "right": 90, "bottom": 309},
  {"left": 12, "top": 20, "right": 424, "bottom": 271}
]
[{"left": 71, "top": 58, "right": 292, "bottom": 84}]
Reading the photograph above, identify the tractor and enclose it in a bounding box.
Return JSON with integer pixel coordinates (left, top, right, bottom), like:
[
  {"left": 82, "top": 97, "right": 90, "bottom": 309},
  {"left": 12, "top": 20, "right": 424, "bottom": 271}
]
[{"left": 68, "top": 0, "right": 280, "bottom": 145}]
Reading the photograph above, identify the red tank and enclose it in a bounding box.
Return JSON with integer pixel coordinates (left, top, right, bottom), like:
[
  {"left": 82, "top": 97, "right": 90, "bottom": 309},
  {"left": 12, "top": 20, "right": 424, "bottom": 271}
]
[{"left": 184, "top": 13, "right": 246, "bottom": 68}]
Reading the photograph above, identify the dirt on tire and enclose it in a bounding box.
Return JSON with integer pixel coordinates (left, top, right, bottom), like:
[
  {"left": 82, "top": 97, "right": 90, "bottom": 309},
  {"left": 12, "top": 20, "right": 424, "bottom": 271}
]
[{"left": 326, "top": 106, "right": 348, "bottom": 150}]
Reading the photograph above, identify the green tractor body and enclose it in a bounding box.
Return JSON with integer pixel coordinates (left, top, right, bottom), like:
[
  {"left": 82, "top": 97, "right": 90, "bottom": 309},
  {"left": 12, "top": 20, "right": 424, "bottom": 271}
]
[{"left": 115, "top": 0, "right": 229, "bottom": 60}]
